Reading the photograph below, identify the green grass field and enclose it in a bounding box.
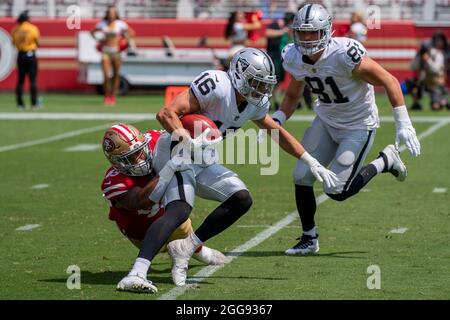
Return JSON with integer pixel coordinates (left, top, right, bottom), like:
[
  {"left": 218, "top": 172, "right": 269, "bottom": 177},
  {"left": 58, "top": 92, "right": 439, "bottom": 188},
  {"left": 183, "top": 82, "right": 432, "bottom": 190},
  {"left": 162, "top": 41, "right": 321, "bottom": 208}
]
[{"left": 0, "top": 93, "right": 449, "bottom": 300}]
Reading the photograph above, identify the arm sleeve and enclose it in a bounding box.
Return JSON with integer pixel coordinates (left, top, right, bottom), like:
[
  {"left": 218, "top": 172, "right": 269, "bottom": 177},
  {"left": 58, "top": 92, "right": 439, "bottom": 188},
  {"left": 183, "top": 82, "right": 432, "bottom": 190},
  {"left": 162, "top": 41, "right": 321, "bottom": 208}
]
[{"left": 101, "top": 174, "right": 130, "bottom": 200}]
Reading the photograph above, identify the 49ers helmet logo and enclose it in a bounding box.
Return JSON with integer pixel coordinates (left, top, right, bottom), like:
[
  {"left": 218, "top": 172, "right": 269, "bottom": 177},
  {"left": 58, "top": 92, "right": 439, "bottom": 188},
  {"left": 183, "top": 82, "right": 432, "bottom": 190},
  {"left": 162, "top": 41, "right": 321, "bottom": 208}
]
[{"left": 103, "top": 137, "right": 115, "bottom": 152}]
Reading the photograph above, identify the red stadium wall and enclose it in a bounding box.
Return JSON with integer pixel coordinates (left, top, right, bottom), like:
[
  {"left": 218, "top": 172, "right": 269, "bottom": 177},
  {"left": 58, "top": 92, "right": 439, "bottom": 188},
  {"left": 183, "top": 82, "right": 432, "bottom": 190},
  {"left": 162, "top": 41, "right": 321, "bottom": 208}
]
[{"left": 0, "top": 18, "right": 449, "bottom": 92}]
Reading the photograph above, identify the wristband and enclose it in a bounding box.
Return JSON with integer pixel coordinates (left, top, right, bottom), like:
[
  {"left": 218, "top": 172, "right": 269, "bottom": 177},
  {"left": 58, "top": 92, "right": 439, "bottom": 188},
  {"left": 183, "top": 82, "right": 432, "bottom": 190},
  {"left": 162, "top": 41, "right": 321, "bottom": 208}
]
[
  {"left": 393, "top": 105, "right": 412, "bottom": 127},
  {"left": 272, "top": 110, "right": 287, "bottom": 126},
  {"left": 299, "top": 151, "right": 317, "bottom": 166}
]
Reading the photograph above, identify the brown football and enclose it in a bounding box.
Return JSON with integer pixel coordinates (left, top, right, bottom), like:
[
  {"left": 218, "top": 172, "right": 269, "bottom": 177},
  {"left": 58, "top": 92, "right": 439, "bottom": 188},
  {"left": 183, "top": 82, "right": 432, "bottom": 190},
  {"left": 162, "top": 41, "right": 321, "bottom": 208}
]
[{"left": 180, "top": 114, "right": 221, "bottom": 141}]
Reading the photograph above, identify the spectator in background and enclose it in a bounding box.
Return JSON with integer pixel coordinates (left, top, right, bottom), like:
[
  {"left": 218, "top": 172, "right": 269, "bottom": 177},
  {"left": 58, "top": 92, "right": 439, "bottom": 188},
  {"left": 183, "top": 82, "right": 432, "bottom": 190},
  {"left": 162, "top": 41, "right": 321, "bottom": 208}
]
[
  {"left": 91, "top": 5, "right": 135, "bottom": 106},
  {"left": 432, "top": 31, "right": 450, "bottom": 85},
  {"left": 11, "top": 10, "right": 40, "bottom": 111},
  {"left": 346, "top": 11, "right": 368, "bottom": 44},
  {"left": 266, "top": 12, "right": 294, "bottom": 110},
  {"left": 224, "top": 10, "right": 262, "bottom": 65},
  {"left": 410, "top": 33, "right": 448, "bottom": 111}
]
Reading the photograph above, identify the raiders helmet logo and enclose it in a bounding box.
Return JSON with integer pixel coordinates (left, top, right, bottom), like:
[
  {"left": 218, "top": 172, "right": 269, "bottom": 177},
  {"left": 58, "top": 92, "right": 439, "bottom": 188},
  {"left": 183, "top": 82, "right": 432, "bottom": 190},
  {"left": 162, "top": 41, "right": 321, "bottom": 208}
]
[
  {"left": 236, "top": 57, "right": 250, "bottom": 73},
  {"left": 103, "top": 137, "right": 115, "bottom": 152}
]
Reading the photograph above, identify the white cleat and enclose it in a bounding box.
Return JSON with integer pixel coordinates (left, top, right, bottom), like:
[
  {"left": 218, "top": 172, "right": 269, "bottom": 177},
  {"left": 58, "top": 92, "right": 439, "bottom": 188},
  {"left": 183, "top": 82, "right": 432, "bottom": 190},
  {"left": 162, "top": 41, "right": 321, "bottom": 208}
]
[
  {"left": 285, "top": 234, "right": 320, "bottom": 255},
  {"left": 167, "top": 236, "right": 197, "bottom": 286},
  {"left": 192, "top": 246, "right": 231, "bottom": 265},
  {"left": 380, "top": 145, "right": 407, "bottom": 182},
  {"left": 116, "top": 272, "right": 158, "bottom": 293}
]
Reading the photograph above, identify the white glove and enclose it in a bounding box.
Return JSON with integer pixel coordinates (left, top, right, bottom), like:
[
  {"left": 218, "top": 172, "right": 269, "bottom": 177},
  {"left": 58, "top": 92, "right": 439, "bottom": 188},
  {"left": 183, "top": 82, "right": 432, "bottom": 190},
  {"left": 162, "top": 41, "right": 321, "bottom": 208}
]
[
  {"left": 189, "top": 128, "right": 222, "bottom": 151},
  {"left": 166, "top": 154, "right": 192, "bottom": 172},
  {"left": 300, "top": 151, "right": 339, "bottom": 189},
  {"left": 393, "top": 106, "right": 421, "bottom": 157},
  {"left": 158, "top": 159, "right": 189, "bottom": 183}
]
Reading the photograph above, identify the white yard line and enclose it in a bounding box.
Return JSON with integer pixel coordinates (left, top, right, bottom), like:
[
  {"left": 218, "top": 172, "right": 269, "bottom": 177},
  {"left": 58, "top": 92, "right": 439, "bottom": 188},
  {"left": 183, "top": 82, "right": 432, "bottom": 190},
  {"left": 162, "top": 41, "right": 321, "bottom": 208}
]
[
  {"left": 158, "top": 194, "right": 329, "bottom": 300},
  {"left": 0, "top": 112, "right": 156, "bottom": 121},
  {"left": 31, "top": 184, "right": 49, "bottom": 190},
  {"left": 16, "top": 224, "right": 41, "bottom": 231},
  {"left": 0, "top": 123, "right": 115, "bottom": 153},
  {"left": 159, "top": 119, "right": 449, "bottom": 300},
  {"left": 389, "top": 227, "right": 408, "bottom": 234}
]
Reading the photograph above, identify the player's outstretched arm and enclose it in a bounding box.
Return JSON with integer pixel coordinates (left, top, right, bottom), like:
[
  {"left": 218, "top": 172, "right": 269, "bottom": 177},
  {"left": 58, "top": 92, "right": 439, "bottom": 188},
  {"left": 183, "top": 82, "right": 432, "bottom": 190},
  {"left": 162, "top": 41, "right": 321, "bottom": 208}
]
[
  {"left": 353, "top": 56, "right": 421, "bottom": 157},
  {"left": 254, "top": 116, "right": 338, "bottom": 188}
]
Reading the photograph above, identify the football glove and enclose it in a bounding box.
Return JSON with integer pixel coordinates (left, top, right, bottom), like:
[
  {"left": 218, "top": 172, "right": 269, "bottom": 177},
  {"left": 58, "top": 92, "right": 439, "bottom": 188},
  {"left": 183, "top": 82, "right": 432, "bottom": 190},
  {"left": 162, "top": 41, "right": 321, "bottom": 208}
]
[
  {"left": 300, "top": 151, "right": 338, "bottom": 189},
  {"left": 393, "top": 106, "right": 420, "bottom": 157}
]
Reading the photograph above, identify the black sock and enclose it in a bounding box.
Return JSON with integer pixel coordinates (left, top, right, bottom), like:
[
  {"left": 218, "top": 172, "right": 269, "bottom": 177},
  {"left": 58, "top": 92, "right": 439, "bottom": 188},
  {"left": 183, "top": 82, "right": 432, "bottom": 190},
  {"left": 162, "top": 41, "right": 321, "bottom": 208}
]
[
  {"left": 138, "top": 200, "right": 191, "bottom": 261},
  {"left": 327, "top": 164, "right": 378, "bottom": 202},
  {"left": 195, "top": 190, "right": 252, "bottom": 242},
  {"left": 295, "top": 185, "right": 316, "bottom": 232}
]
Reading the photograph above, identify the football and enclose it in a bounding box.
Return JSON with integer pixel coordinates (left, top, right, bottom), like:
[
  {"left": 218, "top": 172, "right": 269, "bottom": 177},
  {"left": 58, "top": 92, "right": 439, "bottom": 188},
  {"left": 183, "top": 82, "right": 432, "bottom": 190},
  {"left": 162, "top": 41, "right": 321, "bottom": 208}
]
[{"left": 180, "top": 114, "right": 221, "bottom": 141}]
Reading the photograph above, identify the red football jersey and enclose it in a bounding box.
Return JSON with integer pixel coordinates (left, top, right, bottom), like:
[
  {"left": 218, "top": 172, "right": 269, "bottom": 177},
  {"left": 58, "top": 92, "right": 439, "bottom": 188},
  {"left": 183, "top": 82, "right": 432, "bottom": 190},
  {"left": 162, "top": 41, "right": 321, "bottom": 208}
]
[{"left": 101, "top": 130, "right": 163, "bottom": 241}]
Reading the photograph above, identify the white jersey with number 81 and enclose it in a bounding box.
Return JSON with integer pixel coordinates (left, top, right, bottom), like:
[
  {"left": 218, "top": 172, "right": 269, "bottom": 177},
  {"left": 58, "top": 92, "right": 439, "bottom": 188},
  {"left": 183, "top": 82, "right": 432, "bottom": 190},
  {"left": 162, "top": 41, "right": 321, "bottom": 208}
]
[{"left": 282, "top": 37, "right": 380, "bottom": 130}]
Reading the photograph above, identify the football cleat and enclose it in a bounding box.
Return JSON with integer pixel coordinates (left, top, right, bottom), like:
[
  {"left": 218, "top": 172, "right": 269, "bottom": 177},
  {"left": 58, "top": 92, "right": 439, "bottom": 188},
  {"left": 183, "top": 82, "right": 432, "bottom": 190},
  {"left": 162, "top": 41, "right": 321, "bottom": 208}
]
[
  {"left": 116, "top": 272, "right": 158, "bottom": 293},
  {"left": 285, "top": 234, "right": 319, "bottom": 255},
  {"left": 167, "top": 236, "right": 197, "bottom": 286},
  {"left": 192, "top": 246, "right": 231, "bottom": 265},
  {"left": 379, "top": 144, "right": 407, "bottom": 182}
]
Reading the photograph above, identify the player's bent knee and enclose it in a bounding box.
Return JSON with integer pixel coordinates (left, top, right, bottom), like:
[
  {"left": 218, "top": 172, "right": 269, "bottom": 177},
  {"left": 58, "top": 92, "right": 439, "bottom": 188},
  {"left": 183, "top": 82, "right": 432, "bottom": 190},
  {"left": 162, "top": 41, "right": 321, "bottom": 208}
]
[
  {"left": 231, "top": 189, "right": 253, "bottom": 212},
  {"left": 336, "top": 149, "right": 356, "bottom": 167}
]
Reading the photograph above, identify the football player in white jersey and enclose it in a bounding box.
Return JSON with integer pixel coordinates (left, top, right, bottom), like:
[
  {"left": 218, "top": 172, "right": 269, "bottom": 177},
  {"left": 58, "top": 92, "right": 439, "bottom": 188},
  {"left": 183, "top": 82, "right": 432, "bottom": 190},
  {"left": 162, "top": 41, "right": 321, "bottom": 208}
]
[
  {"left": 270, "top": 4, "right": 421, "bottom": 255},
  {"left": 123, "top": 47, "right": 338, "bottom": 288}
]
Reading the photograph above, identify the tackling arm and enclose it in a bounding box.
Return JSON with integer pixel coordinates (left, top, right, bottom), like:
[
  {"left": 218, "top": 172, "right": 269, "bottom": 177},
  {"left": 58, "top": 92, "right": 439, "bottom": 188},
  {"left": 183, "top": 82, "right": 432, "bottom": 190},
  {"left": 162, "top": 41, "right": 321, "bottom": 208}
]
[
  {"left": 114, "top": 175, "right": 159, "bottom": 211},
  {"left": 114, "top": 158, "right": 189, "bottom": 211}
]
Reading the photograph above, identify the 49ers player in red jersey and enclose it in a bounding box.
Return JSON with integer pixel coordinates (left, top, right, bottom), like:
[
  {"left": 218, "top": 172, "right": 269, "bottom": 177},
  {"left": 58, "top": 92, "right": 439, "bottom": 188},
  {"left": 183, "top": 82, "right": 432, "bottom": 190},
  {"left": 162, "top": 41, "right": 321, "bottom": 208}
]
[{"left": 101, "top": 123, "right": 229, "bottom": 293}]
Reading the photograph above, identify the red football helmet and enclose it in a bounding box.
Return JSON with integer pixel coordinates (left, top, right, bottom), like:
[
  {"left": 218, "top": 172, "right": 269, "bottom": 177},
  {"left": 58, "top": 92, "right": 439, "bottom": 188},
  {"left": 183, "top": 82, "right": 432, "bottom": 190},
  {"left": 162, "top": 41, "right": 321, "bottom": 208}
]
[{"left": 102, "top": 123, "right": 153, "bottom": 176}]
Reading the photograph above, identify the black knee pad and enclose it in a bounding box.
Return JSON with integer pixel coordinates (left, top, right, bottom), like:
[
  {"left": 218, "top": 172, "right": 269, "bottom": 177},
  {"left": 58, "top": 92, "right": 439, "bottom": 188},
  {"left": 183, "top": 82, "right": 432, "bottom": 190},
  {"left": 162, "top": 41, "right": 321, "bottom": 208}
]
[
  {"left": 165, "top": 200, "right": 192, "bottom": 223},
  {"left": 230, "top": 190, "right": 253, "bottom": 212}
]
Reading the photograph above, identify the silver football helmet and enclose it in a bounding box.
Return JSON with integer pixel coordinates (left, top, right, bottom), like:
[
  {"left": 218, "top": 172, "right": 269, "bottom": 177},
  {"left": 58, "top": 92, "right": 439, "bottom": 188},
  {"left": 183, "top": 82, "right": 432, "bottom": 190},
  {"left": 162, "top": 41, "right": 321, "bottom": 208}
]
[
  {"left": 228, "top": 48, "right": 277, "bottom": 107},
  {"left": 291, "top": 4, "right": 332, "bottom": 55}
]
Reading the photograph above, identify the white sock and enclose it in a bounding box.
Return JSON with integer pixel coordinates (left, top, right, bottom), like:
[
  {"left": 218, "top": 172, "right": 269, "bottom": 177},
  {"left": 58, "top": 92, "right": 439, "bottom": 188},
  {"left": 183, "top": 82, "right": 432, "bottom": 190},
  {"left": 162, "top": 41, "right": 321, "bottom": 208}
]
[
  {"left": 370, "top": 157, "right": 386, "bottom": 174},
  {"left": 193, "top": 246, "right": 212, "bottom": 264},
  {"left": 303, "top": 227, "right": 317, "bottom": 237},
  {"left": 130, "top": 257, "right": 151, "bottom": 276},
  {"left": 190, "top": 232, "right": 203, "bottom": 248}
]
